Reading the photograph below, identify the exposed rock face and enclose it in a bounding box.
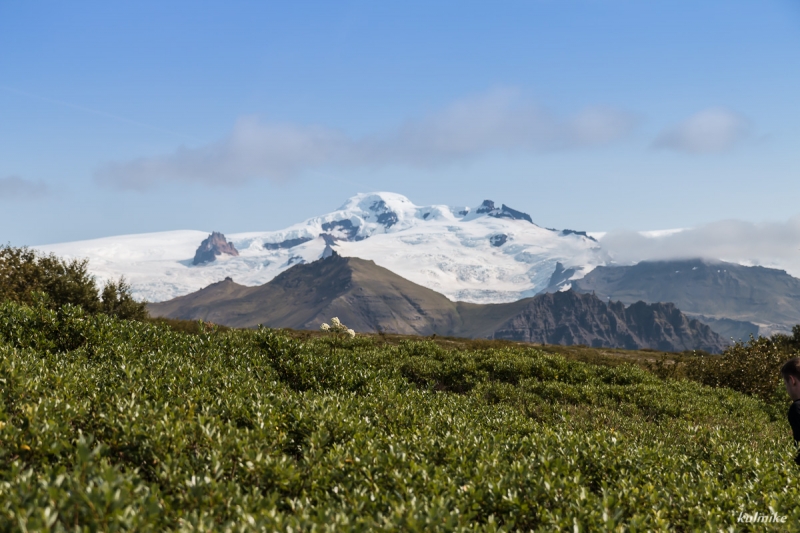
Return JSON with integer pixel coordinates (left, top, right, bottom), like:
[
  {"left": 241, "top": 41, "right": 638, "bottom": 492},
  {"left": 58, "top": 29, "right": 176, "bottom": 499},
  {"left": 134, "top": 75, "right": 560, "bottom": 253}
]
[
  {"left": 151, "top": 255, "right": 726, "bottom": 352},
  {"left": 492, "top": 204, "right": 533, "bottom": 223},
  {"left": 546, "top": 262, "right": 577, "bottom": 291},
  {"left": 488, "top": 291, "right": 726, "bottom": 353},
  {"left": 476, "top": 200, "right": 496, "bottom": 214},
  {"left": 369, "top": 200, "right": 399, "bottom": 228},
  {"left": 264, "top": 236, "right": 313, "bottom": 250},
  {"left": 570, "top": 259, "right": 800, "bottom": 340},
  {"left": 489, "top": 234, "right": 508, "bottom": 247},
  {"left": 475, "top": 200, "right": 534, "bottom": 223},
  {"left": 321, "top": 219, "right": 361, "bottom": 241},
  {"left": 193, "top": 232, "right": 239, "bottom": 265},
  {"left": 560, "top": 229, "right": 597, "bottom": 242},
  {"left": 377, "top": 211, "right": 399, "bottom": 227}
]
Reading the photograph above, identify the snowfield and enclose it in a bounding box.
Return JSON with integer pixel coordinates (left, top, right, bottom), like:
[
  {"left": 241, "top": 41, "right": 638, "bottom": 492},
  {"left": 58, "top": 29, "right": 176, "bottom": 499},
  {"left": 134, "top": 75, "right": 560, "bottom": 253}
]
[{"left": 36, "top": 192, "right": 612, "bottom": 303}]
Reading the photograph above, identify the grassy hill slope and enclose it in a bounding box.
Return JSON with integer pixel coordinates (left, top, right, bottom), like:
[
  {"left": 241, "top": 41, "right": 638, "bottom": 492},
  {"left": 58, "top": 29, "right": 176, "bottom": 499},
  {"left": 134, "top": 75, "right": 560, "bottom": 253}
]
[{"left": 1, "top": 300, "right": 798, "bottom": 530}]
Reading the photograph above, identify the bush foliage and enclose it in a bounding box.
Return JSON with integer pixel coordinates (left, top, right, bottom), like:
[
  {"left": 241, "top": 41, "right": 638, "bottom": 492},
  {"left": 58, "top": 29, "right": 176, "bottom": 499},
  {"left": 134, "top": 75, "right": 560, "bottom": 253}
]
[
  {"left": 1, "top": 300, "right": 799, "bottom": 530},
  {"left": 0, "top": 245, "right": 147, "bottom": 320},
  {"left": 687, "top": 327, "right": 800, "bottom": 402}
]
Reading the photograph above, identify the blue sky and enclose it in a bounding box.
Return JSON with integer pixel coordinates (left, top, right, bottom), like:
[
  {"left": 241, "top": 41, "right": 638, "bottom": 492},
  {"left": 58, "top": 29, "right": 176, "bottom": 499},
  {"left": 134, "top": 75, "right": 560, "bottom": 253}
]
[{"left": 1, "top": 1, "right": 799, "bottom": 245}]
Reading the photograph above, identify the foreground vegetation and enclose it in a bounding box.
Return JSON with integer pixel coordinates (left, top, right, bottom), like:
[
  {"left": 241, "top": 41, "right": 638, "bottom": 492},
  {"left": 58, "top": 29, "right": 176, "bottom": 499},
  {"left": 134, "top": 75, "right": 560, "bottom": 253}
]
[
  {"left": 1, "top": 299, "right": 799, "bottom": 531},
  {"left": 0, "top": 244, "right": 147, "bottom": 320}
]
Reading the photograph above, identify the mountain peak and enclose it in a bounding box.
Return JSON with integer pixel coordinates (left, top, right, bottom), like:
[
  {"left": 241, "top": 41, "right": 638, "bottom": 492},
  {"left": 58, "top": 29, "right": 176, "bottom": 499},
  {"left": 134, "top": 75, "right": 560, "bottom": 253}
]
[
  {"left": 193, "top": 232, "right": 239, "bottom": 265},
  {"left": 476, "top": 200, "right": 496, "bottom": 214},
  {"left": 336, "top": 192, "right": 415, "bottom": 214},
  {"left": 466, "top": 199, "right": 534, "bottom": 224},
  {"left": 151, "top": 254, "right": 726, "bottom": 352},
  {"left": 38, "top": 191, "right": 607, "bottom": 304}
]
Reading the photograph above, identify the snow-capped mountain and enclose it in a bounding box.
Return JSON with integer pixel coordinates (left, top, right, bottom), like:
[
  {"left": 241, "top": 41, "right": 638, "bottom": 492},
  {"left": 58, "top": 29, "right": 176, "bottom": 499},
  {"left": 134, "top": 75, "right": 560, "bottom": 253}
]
[{"left": 36, "top": 192, "right": 609, "bottom": 303}]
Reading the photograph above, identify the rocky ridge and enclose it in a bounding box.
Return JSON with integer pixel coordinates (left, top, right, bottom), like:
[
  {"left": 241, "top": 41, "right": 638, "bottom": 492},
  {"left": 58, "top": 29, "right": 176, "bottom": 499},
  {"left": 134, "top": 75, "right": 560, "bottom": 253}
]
[
  {"left": 193, "top": 232, "right": 239, "bottom": 265},
  {"left": 564, "top": 259, "right": 800, "bottom": 339},
  {"left": 150, "top": 253, "right": 727, "bottom": 353}
]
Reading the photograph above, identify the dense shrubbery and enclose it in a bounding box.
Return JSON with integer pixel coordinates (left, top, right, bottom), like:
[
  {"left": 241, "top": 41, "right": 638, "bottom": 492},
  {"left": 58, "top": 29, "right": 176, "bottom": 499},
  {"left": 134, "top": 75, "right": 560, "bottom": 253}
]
[
  {"left": 1, "top": 299, "right": 799, "bottom": 530},
  {"left": 0, "top": 245, "right": 147, "bottom": 320},
  {"left": 687, "top": 327, "right": 800, "bottom": 402}
]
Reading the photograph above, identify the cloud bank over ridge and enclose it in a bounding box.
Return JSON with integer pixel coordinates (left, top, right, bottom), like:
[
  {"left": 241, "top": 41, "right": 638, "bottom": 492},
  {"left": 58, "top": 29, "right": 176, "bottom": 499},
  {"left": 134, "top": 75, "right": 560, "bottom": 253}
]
[
  {"left": 601, "top": 215, "right": 800, "bottom": 276},
  {"left": 95, "top": 89, "right": 639, "bottom": 190}
]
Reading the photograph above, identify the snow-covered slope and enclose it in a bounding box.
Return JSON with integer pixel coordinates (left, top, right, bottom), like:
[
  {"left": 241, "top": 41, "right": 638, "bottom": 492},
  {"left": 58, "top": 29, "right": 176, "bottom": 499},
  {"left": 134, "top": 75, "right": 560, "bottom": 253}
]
[{"left": 36, "top": 192, "right": 609, "bottom": 303}]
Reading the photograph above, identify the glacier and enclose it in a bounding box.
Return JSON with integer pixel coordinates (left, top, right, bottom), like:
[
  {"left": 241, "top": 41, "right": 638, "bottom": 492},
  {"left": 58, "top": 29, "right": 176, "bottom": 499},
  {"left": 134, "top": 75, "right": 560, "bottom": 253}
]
[{"left": 36, "top": 192, "right": 611, "bottom": 303}]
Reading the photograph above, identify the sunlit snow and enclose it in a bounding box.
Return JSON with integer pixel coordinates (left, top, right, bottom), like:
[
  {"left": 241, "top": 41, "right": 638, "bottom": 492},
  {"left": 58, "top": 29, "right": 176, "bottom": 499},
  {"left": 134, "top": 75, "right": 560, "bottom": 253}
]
[{"left": 37, "top": 192, "right": 610, "bottom": 303}]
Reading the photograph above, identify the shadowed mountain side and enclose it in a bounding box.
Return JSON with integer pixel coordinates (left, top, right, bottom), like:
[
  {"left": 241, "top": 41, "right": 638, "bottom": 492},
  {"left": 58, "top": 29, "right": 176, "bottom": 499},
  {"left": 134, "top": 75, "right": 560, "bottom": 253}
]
[
  {"left": 149, "top": 254, "right": 727, "bottom": 352},
  {"left": 149, "top": 253, "right": 461, "bottom": 335},
  {"left": 689, "top": 316, "right": 760, "bottom": 343},
  {"left": 454, "top": 291, "right": 724, "bottom": 352},
  {"left": 568, "top": 259, "right": 800, "bottom": 339}
]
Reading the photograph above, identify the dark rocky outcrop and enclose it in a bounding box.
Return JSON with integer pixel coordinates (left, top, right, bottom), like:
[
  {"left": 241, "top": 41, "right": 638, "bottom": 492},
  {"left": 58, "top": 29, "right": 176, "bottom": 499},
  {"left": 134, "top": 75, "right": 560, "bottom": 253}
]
[
  {"left": 369, "top": 200, "right": 399, "bottom": 228},
  {"left": 377, "top": 211, "right": 399, "bottom": 228},
  {"left": 489, "top": 234, "right": 508, "bottom": 247},
  {"left": 321, "top": 219, "right": 360, "bottom": 241},
  {"left": 492, "top": 204, "right": 533, "bottom": 223},
  {"left": 545, "top": 262, "right": 577, "bottom": 291},
  {"left": 476, "top": 200, "right": 496, "bottom": 214},
  {"left": 151, "top": 255, "right": 726, "bottom": 352},
  {"left": 192, "top": 232, "right": 239, "bottom": 265},
  {"left": 264, "top": 236, "right": 313, "bottom": 250},
  {"left": 475, "top": 200, "right": 534, "bottom": 223},
  {"left": 483, "top": 291, "right": 724, "bottom": 353},
  {"left": 569, "top": 259, "right": 800, "bottom": 339},
  {"left": 561, "top": 229, "right": 597, "bottom": 242}
]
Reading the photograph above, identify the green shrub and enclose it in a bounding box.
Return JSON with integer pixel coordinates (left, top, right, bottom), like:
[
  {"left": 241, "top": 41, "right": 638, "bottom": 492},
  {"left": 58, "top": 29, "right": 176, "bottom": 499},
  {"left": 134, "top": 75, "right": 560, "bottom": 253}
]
[
  {"left": 0, "top": 244, "right": 147, "bottom": 320},
  {"left": 686, "top": 332, "right": 800, "bottom": 401},
  {"left": 0, "top": 245, "right": 99, "bottom": 311},
  {"left": 1, "top": 300, "right": 799, "bottom": 531}
]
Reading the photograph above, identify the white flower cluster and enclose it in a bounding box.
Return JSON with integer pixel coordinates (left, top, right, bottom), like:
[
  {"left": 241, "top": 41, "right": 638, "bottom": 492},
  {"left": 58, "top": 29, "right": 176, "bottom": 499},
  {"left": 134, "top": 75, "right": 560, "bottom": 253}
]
[{"left": 320, "top": 317, "right": 355, "bottom": 338}]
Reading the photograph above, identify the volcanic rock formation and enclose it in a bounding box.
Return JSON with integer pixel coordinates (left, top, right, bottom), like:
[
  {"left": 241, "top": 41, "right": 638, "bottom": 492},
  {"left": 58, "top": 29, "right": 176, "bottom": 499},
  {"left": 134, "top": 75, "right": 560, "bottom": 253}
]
[
  {"left": 566, "top": 259, "right": 800, "bottom": 340},
  {"left": 193, "top": 232, "right": 239, "bottom": 265},
  {"left": 151, "top": 253, "right": 726, "bottom": 352}
]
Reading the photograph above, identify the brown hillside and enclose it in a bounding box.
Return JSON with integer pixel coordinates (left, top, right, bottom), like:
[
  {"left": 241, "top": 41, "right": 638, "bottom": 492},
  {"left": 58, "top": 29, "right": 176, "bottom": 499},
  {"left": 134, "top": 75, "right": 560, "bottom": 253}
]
[{"left": 149, "top": 253, "right": 727, "bottom": 352}]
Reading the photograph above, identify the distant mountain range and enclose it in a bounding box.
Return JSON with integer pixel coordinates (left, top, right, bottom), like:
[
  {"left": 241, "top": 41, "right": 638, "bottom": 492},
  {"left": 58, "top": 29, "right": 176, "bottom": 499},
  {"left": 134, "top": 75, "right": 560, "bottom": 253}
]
[
  {"left": 37, "top": 192, "right": 607, "bottom": 303},
  {"left": 560, "top": 259, "right": 800, "bottom": 340},
  {"left": 36, "top": 192, "right": 800, "bottom": 340},
  {"left": 149, "top": 252, "right": 727, "bottom": 353}
]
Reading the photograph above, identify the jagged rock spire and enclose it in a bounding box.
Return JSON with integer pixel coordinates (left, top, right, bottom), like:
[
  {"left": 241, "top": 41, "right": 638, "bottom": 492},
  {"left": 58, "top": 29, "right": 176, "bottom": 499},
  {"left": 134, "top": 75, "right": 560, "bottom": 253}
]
[{"left": 193, "top": 232, "right": 239, "bottom": 265}]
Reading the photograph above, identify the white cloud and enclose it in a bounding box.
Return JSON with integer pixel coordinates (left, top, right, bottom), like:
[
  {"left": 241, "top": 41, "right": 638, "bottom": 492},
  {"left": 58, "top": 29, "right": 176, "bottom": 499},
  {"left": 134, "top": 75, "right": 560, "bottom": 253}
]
[
  {"left": 0, "top": 175, "right": 49, "bottom": 199},
  {"left": 95, "top": 120, "right": 352, "bottom": 190},
  {"left": 600, "top": 215, "right": 800, "bottom": 277},
  {"left": 368, "top": 89, "right": 638, "bottom": 164},
  {"left": 95, "top": 88, "right": 638, "bottom": 190},
  {"left": 653, "top": 108, "right": 751, "bottom": 154}
]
